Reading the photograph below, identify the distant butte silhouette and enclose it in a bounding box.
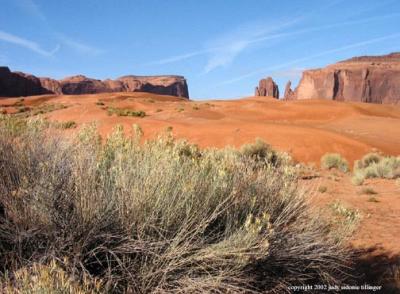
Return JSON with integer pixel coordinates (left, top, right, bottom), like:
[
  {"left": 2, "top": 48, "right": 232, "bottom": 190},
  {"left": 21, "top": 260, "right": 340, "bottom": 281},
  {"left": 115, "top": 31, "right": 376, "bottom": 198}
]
[{"left": 0, "top": 67, "right": 189, "bottom": 99}]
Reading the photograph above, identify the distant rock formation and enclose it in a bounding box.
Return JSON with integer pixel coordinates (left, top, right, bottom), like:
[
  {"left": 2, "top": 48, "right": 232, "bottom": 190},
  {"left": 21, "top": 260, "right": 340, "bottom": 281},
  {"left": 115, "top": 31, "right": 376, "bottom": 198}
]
[
  {"left": 292, "top": 52, "right": 400, "bottom": 104},
  {"left": 0, "top": 67, "right": 52, "bottom": 97},
  {"left": 255, "top": 77, "right": 279, "bottom": 98},
  {"left": 0, "top": 67, "right": 189, "bottom": 98},
  {"left": 283, "top": 81, "right": 295, "bottom": 100}
]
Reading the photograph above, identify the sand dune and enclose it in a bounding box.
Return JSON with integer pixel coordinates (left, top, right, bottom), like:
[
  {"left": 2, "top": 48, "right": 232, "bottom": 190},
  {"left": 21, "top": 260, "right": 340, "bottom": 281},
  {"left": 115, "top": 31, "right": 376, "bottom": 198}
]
[{"left": 3, "top": 92, "right": 399, "bottom": 165}]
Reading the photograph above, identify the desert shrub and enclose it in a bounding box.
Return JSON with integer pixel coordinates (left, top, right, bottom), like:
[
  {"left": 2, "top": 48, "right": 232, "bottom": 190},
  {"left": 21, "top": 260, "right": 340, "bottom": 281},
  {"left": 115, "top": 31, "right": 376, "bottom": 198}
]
[
  {"left": 352, "top": 154, "right": 400, "bottom": 185},
  {"left": 1, "top": 260, "right": 102, "bottom": 293},
  {"left": 360, "top": 187, "right": 378, "bottom": 195},
  {"left": 96, "top": 101, "right": 105, "bottom": 106},
  {"left": 367, "top": 197, "right": 379, "bottom": 203},
  {"left": 318, "top": 186, "right": 328, "bottom": 193},
  {"left": 329, "top": 200, "right": 361, "bottom": 228},
  {"left": 107, "top": 107, "right": 146, "bottom": 117},
  {"left": 321, "top": 153, "right": 349, "bottom": 172},
  {"left": 52, "top": 120, "right": 77, "bottom": 129},
  {"left": 240, "top": 138, "right": 283, "bottom": 167},
  {"left": 17, "top": 106, "right": 29, "bottom": 113},
  {"left": 12, "top": 103, "right": 69, "bottom": 118},
  {"left": 355, "top": 153, "right": 382, "bottom": 170},
  {"left": 351, "top": 172, "right": 365, "bottom": 186},
  {"left": 0, "top": 115, "right": 31, "bottom": 136},
  {"left": 0, "top": 120, "right": 351, "bottom": 293}
]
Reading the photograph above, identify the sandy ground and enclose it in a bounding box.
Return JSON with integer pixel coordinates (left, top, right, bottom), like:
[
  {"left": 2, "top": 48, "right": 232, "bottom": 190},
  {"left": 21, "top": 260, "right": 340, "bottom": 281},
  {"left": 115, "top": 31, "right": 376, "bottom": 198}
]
[
  {"left": 301, "top": 172, "right": 400, "bottom": 254},
  {"left": 1, "top": 92, "right": 400, "bottom": 259}
]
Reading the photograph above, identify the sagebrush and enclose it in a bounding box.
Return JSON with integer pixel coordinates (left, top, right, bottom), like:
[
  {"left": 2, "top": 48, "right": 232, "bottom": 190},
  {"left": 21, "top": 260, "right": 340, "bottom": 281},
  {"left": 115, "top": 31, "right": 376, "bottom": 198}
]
[
  {"left": 352, "top": 153, "right": 400, "bottom": 185},
  {"left": 0, "top": 116, "right": 351, "bottom": 293},
  {"left": 321, "top": 153, "right": 349, "bottom": 172}
]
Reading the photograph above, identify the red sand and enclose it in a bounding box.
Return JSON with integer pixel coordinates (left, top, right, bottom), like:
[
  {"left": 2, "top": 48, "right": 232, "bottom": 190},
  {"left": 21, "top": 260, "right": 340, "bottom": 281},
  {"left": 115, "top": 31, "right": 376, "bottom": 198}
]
[
  {"left": 3, "top": 92, "right": 398, "bottom": 165},
  {"left": 1, "top": 92, "right": 400, "bottom": 256}
]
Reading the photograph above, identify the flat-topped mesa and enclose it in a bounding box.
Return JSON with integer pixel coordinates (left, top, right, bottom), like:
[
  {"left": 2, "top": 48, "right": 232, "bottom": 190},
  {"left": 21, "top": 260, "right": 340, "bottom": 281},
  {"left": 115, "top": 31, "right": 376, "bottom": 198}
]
[
  {"left": 0, "top": 67, "right": 190, "bottom": 99},
  {"left": 115, "top": 75, "right": 189, "bottom": 98},
  {"left": 255, "top": 77, "right": 279, "bottom": 98},
  {"left": 293, "top": 52, "right": 400, "bottom": 104}
]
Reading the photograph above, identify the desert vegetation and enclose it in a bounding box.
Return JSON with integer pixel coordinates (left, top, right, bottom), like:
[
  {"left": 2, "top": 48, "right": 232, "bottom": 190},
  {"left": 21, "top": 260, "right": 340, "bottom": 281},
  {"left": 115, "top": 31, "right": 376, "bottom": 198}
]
[
  {"left": 318, "top": 186, "right": 328, "bottom": 193},
  {"left": 321, "top": 153, "right": 349, "bottom": 172},
  {"left": 107, "top": 107, "right": 146, "bottom": 117},
  {"left": 0, "top": 116, "right": 352, "bottom": 293},
  {"left": 359, "top": 187, "right": 378, "bottom": 195},
  {"left": 52, "top": 120, "right": 78, "bottom": 129},
  {"left": 352, "top": 153, "right": 400, "bottom": 185}
]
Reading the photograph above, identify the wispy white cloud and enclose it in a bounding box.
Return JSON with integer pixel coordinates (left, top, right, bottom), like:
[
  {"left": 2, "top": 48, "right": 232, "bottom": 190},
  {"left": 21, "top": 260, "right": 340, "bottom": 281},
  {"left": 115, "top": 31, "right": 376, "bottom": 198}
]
[
  {"left": 12, "top": 0, "right": 103, "bottom": 57},
  {"left": 14, "top": 0, "right": 46, "bottom": 21},
  {"left": 149, "top": 19, "right": 301, "bottom": 68},
  {"left": 149, "top": 49, "right": 211, "bottom": 65},
  {"left": 202, "top": 19, "right": 302, "bottom": 74},
  {"left": 207, "top": 14, "right": 399, "bottom": 76},
  {"left": 56, "top": 35, "right": 104, "bottom": 55},
  {"left": 0, "top": 30, "right": 59, "bottom": 57},
  {"left": 220, "top": 33, "right": 400, "bottom": 85},
  {"left": 149, "top": 10, "right": 400, "bottom": 73},
  {"left": 148, "top": 1, "right": 344, "bottom": 70}
]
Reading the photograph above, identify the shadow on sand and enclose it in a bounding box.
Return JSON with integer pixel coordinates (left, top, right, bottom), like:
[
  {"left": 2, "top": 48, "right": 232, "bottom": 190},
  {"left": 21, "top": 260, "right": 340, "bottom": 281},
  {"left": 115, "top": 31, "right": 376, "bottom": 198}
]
[{"left": 351, "top": 246, "right": 399, "bottom": 293}]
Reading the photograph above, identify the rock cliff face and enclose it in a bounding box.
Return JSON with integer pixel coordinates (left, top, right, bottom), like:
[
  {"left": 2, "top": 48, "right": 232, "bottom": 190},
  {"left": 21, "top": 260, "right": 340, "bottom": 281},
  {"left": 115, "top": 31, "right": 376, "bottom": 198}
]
[
  {"left": 255, "top": 77, "right": 279, "bottom": 98},
  {"left": 0, "top": 67, "right": 189, "bottom": 99},
  {"left": 0, "top": 67, "right": 52, "bottom": 97},
  {"left": 283, "top": 81, "right": 295, "bottom": 100},
  {"left": 293, "top": 52, "right": 400, "bottom": 104}
]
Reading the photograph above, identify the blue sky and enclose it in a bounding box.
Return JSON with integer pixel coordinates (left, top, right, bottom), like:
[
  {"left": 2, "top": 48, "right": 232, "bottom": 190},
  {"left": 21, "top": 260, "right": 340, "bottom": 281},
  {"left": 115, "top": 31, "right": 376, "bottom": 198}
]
[{"left": 1, "top": 0, "right": 399, "bottom": 99}]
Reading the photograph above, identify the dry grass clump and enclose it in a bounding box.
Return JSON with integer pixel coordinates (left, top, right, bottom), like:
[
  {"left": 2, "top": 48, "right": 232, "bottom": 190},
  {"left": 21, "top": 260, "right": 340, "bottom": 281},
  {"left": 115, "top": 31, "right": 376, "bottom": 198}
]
[
  {"left": 1, "top": 260, "right": 102, "bottom": 293},
  {"left": 329, "top": 201, "right": 361, "bottom": 229},
  {"left": 0, "top": 117, "right": 351, "bottom": 293},
  {"left": 321, "top": 153, "right": 349, "bottom": 172},
  {"left": 352, "top": 153, "right": 400, "bottom": 185}
]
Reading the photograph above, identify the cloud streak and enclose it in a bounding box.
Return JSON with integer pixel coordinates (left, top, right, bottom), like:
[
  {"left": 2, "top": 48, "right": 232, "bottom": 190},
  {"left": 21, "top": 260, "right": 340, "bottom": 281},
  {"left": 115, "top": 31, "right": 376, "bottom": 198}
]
[
  {"left": 0, "top": 30, "right": 59, "bottom": 57},
  {"left": 12, "top": 0, "right": 103, "bottom": 57},
  {"left": 56, "top": 35, "right": 104, "bottom": 55},
  {"left": 149, "top": 18, "right": 302, "bottom": 68},
  {"left": 220, "top": 33, "right": 400, "bottom": 85},
  {"left": 149, "top": 11, "right": 400, "bottom": 73}
]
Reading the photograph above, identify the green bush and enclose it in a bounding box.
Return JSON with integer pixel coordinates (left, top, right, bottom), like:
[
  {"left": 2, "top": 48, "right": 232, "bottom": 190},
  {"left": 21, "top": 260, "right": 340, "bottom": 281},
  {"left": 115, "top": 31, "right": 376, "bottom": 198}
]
[
  {"left": 321, "top": 153, "right": 349, "bottom": 172},
  {"left": 0, "top": 121, "right": 350, "bottom": 293},
  {"left": 352, "top": 154, "right": 400, "bottom": 185}
]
